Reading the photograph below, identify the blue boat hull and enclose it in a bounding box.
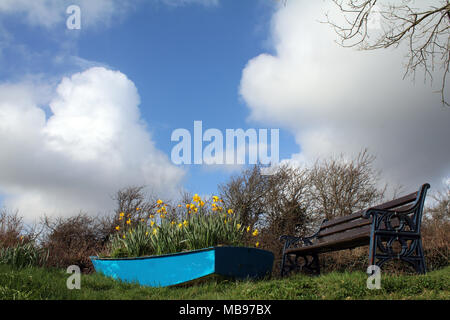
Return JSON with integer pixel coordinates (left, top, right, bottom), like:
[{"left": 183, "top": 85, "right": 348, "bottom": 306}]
[{"left": 90, "top": 246, "right": 274, "bottom": 287}]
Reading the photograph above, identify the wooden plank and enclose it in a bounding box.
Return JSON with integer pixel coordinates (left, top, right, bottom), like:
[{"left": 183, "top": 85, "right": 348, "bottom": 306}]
[
  {"left": 286, "top": 230, "right": 370, "bottom": 255},
  {"left": 321, "top": 210, "right": 364, "bottom": 229},
  {"left": 318, "top": 217, "right": 372, "bottom": 238},
  {"left": 371, "top": 192, "right": 417, "bottom": 210},
  {"left": 321, "top": 191, "right": 417, "bottom": 229},
  {"left": 317, "top": 224, "right": 371, "bottom": 244}
]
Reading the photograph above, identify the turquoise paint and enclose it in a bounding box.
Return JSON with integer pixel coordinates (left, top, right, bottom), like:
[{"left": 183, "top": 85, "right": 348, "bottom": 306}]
[{"left": 90, "top": 246, "right": 274, "bottom": 287}]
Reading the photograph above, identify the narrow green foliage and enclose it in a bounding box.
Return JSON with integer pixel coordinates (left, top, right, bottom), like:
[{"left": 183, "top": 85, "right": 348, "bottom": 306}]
[
  {"left": 0, "top": 264, "right": 448, "bottom": 300},
  {"left": 0, "top": 239, "right": 48, "bottom": 269},
  {"left": 108, "top": 197, "right": 255, "bottom": 258}
]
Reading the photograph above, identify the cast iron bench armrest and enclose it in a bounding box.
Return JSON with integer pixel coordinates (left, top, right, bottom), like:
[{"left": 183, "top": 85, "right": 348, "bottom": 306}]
[
  {"left": 279, "top": 219, "right": 328, "bottom": 249},
  {"left": 362, "top": 208, "right": 397, "bottom": 219}
]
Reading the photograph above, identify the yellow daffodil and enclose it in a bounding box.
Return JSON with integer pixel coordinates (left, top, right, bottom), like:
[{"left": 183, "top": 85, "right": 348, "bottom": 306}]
[
  {"left": 183, "top": 220, "right": 188, "bottom": 227},
  {"left": 212, "top": 196, "right": 219, "bottom": 202},
  {"left": 227, "top": 209, "right": 233, "bottom": 214},
  {"left": 237, "top": 224, "right": 241, "bottom": 230},
  {"left": 136, "top": 207, "right": 140, "bottom": 211},
  {"left": 153, "top": 228, "right": 158, "bottom": 235},
  {"left": 171, "top": 221, "right": 176, "bottom": 225},
  {"left": 119, "top": 217, "right": 123, "bottom": 220},
  {"left": 122, "top": 235, "right": 126, "bottom": 239},
  {"left": 115, "top": 226, "right": 120, "bottom": 231},
  {"left": 199, "top": 200, "right": 205, "bottom": 207},
  {"left": 255, "top": 242, "right": 259, "bottom": 248},
  {"left": 193, "top": 194, "right": 201, "bottom": 202},
  {"left": 150, "top": 221, "right": 155, "bottom": 227},
  {"left": 186, "top": 204, "right": 190, "bottom": 209},
  {"left": 157, "top": 199, "right": 163, "bottom": 205},
  {"left": 252, "top": 229, "right": 259, "bottom": 237},
  {"left": 178, "top": 223, "right": 183, "bottom": 229},
  {"left": 119, "top": 212, "right": 125, "bottom": 217},
  {"left": 160, "top": 214, "right": 165, "bottom": 219},
  {"left": 246, "top": 226, "right": 251, "bottom": 232},
  {"left": 126, "top": 219, "right": 131, "bottom": 225}
]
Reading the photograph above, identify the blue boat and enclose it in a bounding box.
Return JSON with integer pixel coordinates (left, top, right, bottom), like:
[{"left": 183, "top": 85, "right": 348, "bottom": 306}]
[{"left": 90, "top": 246, "right": 274, "bottom": 287}]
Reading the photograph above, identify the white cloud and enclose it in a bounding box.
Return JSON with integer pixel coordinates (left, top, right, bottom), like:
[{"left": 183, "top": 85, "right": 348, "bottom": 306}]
[
  {"left": 0, "top": 67, "right": 184, "bottom": 221},
  {"left": 240, "top": 1, "right": 450, "bottom": 192},
  {"left": 0, "top": 0, "right": 218, "bottom": 29},
  {"left": 161, "top": 0, "right": 219, "bottom": 7}
]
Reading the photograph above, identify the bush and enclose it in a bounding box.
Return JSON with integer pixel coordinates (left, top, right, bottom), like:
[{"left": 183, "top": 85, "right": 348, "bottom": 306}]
[
  {"left": 41, "top": 213, "right": 110, "bottom": 273},
  {"left": 0, "top": 210, "right": 24, "bottom": 249}
]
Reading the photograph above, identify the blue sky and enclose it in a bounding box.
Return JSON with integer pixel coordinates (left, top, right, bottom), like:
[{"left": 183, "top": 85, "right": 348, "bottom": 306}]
[
  {"left": 0, "top": 0, "right": 448, "bottom": 220},
  {"left": 0, "top": 0, "right": 299, "bottom": 217}
]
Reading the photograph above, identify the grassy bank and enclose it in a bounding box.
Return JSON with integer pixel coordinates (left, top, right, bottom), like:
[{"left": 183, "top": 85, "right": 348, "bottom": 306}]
[{"left": 0, "top": 264, "right": 448, "bottom": 300}]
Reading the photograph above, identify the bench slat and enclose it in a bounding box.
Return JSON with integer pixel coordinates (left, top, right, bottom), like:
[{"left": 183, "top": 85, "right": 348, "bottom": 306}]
[
  {"left": 286, "top": 229, "right": 370, "bottom": 255},
  {"left": 318, "top": 217, "right": 372, "bottom": 238},
  {"left": 321, "top": 191, "right": 417, "bottom": 229},
  {"left": 317, "top": 224, "right": 371, "bottom": 244}
]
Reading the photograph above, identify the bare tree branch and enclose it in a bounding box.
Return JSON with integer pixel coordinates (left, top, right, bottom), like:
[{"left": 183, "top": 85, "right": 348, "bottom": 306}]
[{"left": 323, "top": 0, "right": 450, "bottom": 106}]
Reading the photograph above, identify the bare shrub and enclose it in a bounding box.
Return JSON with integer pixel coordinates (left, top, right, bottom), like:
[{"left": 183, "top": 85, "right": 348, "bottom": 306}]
[
  {"left": 219, "top": 165, "right": 269, "bottom": 228},
  {"left": 41, "top": 213, "right": 106, "bottom": 273},
  {"left": 0, "top": 209, "right": 24, "bottom": 248},
  {"left": 308, "top": 150, "right": 386, "bottom": 220},
  {"left": 219, "top": 151, "right": 388, "bottom": 276}
]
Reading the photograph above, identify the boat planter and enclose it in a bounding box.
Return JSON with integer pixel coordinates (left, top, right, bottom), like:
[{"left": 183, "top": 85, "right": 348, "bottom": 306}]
[{"left": 90, "top": 246, "right": 274, "bottom": 288}]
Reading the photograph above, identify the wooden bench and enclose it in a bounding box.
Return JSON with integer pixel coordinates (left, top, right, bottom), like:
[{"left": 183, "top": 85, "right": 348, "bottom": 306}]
[{"left": 279, "top": 183, "right": 430, "bottom": 276}]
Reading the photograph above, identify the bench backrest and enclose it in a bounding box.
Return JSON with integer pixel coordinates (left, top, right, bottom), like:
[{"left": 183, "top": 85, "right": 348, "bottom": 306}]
[{"left": 316, "top": 183, "right": 430, "bottom": 244}]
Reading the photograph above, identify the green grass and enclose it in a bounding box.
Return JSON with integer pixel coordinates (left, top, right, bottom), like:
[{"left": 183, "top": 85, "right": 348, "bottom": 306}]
[{"left": 0, "top": 264, "right": 448, "bottom": 300}]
